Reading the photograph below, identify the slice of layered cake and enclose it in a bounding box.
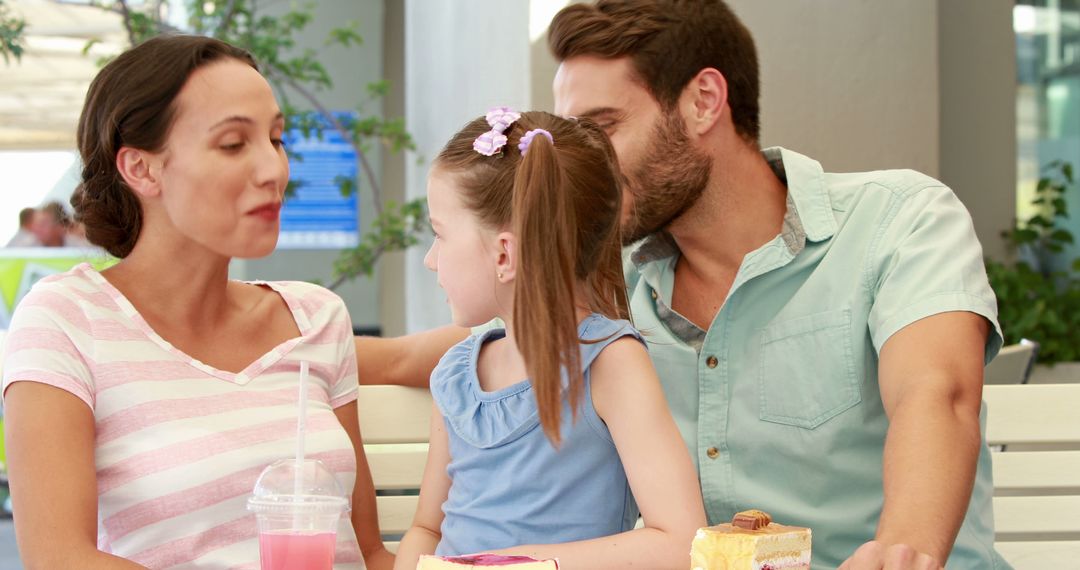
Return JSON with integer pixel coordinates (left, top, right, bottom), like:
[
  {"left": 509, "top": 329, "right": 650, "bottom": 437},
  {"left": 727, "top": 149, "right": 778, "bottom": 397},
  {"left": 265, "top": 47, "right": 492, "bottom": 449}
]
[
  {"left": 417, "top": 554, "right": 559, "bottom": 569},
  {"left": 690, "top": 510, "right": 811, "bottom": 569}
]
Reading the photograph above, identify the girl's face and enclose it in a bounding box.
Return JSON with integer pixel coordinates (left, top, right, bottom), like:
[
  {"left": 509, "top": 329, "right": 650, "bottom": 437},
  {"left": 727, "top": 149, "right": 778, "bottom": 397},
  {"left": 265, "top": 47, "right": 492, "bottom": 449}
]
[
  {"left": 147, "top": 59, "right": 289, "bottom": 258},
  {"left": 423, "top": 168, "right": 504, "bottom": 327}
]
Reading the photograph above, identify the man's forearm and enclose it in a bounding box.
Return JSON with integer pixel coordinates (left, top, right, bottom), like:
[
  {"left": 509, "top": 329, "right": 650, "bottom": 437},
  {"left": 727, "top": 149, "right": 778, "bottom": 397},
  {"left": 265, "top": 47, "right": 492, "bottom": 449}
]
[
  {"left": 877, "top": 391, "right": 982, "bottom": 565},
  {"left": 356, "top": 325, "right": 469, "bottom": 387}
]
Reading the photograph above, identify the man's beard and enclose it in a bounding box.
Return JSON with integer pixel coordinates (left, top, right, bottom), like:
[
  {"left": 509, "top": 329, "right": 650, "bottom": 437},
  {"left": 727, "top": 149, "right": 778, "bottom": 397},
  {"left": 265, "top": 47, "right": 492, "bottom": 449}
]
[{"left": 620, "top": 111, "right": 713, "bottom": 245}]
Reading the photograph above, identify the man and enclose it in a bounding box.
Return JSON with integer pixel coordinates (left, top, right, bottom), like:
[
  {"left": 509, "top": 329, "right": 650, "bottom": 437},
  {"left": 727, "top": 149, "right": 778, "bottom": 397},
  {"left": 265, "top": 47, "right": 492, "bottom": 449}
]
[
  {"left": 5, "top": 207, "right": 39, "bottom": 247},
  {"left": 30, "top": 201, "right": 91, "bottom": 247},
  {"left": 30, "top": 202, "right": 70, "bottom": 247},
  {"left": 358, "top": 2, "right": 1007, "bottom": 568}
]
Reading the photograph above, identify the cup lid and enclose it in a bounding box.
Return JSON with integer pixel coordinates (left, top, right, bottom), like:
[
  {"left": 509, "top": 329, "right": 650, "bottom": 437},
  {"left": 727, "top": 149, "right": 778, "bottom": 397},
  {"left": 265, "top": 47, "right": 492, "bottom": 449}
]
[{"left": 247, "top": 458, "right": 350, "bottom": 515}]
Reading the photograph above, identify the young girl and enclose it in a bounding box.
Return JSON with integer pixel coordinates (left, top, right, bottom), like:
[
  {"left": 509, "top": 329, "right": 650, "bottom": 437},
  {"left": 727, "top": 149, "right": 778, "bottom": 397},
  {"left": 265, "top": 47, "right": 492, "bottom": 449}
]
[
  {"left": 394, "top": 109, "right": 706, "bottom": 569},
  {"left": 1, "top": 36, "right": 391, "bottom": 569}
]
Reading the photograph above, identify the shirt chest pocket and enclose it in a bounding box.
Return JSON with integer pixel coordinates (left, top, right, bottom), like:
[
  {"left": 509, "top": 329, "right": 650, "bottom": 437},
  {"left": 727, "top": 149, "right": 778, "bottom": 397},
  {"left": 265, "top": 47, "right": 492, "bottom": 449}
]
[{"left": 758, "top": 308, "right": 861, "bottom": 429}]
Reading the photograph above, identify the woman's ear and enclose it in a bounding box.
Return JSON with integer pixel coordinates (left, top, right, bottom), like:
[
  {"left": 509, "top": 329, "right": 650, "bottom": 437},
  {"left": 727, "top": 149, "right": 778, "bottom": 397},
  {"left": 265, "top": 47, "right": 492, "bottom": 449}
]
[
  {"left": 116, "top": 147, "right": 162, "bottom": 198},
  {"left": 494, "top": 231, "right": 517, "bottom": 283}
]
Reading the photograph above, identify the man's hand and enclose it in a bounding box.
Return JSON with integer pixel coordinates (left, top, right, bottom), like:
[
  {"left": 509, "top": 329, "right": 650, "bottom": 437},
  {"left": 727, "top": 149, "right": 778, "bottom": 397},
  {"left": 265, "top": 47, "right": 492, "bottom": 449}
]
[{"left": 840, "top": 541, "right": 942, "bottom": 570}]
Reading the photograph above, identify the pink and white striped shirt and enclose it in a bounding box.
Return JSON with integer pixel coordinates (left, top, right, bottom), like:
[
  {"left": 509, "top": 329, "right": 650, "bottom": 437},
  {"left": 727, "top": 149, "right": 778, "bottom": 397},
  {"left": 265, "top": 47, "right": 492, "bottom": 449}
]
[{"left": 2, "top": 263, "right": 365, "bottom": 569}]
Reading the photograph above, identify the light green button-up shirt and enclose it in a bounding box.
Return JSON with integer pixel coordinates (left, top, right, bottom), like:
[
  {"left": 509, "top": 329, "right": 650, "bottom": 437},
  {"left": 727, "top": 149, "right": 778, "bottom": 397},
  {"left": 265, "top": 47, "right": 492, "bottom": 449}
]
[{"left": 626, "top": 147, "right": 1009, "bottom": 569}]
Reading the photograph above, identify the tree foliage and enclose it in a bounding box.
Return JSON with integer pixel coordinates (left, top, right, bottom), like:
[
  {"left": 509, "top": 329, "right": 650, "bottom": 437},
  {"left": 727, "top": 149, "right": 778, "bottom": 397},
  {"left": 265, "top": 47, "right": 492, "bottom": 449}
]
[{"left": 0, "top": 0, "right": 26, "bottom": 64}]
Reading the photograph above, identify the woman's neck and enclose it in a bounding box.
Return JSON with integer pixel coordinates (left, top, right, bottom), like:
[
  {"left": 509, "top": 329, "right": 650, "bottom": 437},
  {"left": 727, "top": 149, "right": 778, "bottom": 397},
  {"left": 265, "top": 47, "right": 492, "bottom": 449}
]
[{"left": 101, "top": 235, "right": 236, "bottom": 332}]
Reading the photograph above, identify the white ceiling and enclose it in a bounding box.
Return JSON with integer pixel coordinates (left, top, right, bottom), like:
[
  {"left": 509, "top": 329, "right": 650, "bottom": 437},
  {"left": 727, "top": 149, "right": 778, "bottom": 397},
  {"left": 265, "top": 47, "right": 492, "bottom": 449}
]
[{"left": 0, "top": 0, "right": 128, "bottom": 150}]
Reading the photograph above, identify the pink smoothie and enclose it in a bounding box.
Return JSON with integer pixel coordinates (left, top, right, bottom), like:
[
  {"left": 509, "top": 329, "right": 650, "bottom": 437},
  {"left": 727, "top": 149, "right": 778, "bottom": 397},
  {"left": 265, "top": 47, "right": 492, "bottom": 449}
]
[{"left": 258, "top": 531, "right": 336, "bottom": 570}]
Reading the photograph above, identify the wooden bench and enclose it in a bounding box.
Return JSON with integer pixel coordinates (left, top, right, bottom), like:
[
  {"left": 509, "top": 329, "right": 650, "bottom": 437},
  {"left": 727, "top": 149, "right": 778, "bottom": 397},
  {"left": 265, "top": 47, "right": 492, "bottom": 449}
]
[
  {"left": 983, "top": 341, "right": 1038, "bottom": 385},
  {"left": 985, "top": 383, "right": 1080, "bottom": 568},
  {"left": 359, "top": 385, "right": 432, "bottom": 553},
  {"left": 358, "top": 384, "right": 1080, "bottom": 565}
]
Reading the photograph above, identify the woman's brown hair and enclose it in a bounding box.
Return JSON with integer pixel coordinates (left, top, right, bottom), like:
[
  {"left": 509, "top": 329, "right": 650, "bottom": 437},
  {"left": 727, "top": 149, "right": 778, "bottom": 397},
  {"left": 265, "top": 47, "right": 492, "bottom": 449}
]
[
  {"left": 436, "top": 111, "right": 629, "bottom": 445},
  {"left": 71, "top": 34, "right": 257, "bottom": 258}
]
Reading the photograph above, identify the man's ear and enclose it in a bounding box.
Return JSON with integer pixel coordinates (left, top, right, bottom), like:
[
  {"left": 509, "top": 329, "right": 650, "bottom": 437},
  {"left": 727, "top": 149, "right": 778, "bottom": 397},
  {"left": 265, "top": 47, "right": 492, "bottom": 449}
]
[
  {"left": 494, "top": 231, "right": 517, "bottom": 283},
  {"left": 116, "top": 147, "right": 162, "bottom": 198},
  {"left": 682, "top": 67, "right": 728, "bottom": 136}
]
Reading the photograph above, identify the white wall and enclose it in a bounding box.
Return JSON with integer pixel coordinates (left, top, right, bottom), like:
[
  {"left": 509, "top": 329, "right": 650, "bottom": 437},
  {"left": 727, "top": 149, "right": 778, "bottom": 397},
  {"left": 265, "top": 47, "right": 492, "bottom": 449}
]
[
  {"left": 402, "top": 1, "right": 531, "bottom": 333},
  {"left": 728, "top": 0, "right": 941, "bottom": 176},
  {"left": 938, "top": 0, "right": 1017, "bottom": 261}
]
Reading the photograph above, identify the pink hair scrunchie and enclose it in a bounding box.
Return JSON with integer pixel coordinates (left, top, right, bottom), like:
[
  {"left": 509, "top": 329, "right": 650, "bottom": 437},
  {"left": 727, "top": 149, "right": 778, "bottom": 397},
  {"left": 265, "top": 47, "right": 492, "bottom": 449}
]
[{"left": 517, "top": 128, "right": 553, "bottom": 156}]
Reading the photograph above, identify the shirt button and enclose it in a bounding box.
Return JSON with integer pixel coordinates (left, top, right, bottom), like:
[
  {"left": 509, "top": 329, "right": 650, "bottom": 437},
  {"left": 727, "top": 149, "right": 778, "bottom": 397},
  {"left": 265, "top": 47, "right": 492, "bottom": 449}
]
[
  {"left": 651, "top": 288, "right": 658, "bottom": 300},
  {"left": 706, "top": 355, "right": 719, "bottom": 369},
  {"left": 706, "top": 446, "right": 720, "bottom": 459}
]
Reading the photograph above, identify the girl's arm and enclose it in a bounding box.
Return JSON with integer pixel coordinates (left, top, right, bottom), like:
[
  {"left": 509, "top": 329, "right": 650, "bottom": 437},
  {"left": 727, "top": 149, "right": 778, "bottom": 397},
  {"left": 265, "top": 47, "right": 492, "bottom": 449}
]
[
  {"left": 334, "top": 401, "right": 394, "bottom": 570},
  {"left": 393, "top": 404, "right": 453, "bottom": 570},
  {"left": 4, "top": 382, "right": 150, "bottom": 570},
  {"left": 493, "top": 337, "right": 706, "bottom": 569}
]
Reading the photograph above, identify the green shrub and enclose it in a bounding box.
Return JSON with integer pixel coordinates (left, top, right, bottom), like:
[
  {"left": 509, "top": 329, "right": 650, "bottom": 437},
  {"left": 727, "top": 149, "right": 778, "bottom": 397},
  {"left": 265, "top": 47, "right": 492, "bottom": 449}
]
[{"left": 986, "top": 161, "right": 1080, "bottom": 364}]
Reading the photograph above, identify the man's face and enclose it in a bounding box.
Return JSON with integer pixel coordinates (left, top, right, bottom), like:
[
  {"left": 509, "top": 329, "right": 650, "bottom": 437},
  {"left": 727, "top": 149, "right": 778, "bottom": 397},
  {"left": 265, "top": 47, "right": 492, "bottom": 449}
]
[{"left": 554, "top": 56, "right": 711, "bottom": 244}]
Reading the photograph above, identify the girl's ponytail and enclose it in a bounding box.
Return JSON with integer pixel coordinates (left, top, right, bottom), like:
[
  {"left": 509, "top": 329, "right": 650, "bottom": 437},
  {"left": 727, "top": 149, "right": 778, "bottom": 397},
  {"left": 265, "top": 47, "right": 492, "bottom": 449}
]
[{"left": 511, "top": 131, "right": 582, "bottom": 446}]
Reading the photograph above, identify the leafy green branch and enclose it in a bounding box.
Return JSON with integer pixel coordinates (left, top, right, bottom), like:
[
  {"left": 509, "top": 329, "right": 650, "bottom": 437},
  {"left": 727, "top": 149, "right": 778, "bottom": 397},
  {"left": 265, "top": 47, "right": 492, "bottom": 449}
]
[{"left": 0, "top": 0, "right": 26, "bottom": 64}]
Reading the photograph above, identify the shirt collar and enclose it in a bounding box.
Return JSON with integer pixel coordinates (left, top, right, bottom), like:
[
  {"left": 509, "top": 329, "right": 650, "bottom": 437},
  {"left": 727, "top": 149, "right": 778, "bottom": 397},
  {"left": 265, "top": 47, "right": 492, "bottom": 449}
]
[{"left": 630, "top": 146, "right": 836, "bottom": 269}]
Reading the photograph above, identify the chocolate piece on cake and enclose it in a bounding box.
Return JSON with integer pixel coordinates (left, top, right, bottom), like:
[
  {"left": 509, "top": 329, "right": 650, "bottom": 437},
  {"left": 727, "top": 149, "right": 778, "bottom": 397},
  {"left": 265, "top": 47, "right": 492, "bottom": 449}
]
[{"left": 690, "top": 510, "right": 811, "bottom": 570}]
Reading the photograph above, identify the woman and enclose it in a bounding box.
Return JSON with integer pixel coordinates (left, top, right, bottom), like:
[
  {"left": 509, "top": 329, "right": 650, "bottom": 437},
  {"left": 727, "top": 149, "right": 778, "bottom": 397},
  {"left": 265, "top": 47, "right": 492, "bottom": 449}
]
[{"left": 2, "top": 35, "right": 392, "bottom": 569}]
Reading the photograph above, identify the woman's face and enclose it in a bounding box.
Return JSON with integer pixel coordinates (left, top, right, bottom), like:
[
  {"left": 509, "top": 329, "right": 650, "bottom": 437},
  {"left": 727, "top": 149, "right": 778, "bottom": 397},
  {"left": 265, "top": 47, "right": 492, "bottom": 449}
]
[{"left": 149, "top": 58, "right": 289, "bottom": 259}]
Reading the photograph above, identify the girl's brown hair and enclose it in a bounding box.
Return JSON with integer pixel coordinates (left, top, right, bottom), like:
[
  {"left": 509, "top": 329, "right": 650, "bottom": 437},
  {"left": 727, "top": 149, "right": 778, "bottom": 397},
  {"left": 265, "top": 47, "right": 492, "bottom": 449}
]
[
  {"left": 71, "top": 34, "right": 257, "bottom": 258},
  {"left": 436, "top": 111, "right": 629, "bottom": 445}
]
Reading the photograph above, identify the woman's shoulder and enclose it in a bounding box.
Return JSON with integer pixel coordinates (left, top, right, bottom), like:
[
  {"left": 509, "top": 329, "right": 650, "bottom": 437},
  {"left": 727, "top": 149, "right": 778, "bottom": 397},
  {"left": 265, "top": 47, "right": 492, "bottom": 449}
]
[
  {"left": 255, "top": 280, "right": 348, "bottom": 321},
  {"left": 255, "top": 279, "right": 340, "bottom": 300},
  {"left": 10, "top": 263, "right": 111, "bottom": 326}
]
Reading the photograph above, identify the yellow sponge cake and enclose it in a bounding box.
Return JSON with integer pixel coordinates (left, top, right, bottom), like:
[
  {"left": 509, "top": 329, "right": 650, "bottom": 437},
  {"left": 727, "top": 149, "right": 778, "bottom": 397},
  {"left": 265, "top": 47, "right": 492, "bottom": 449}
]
[{"left": 690, "top": 510, "right": 811, "bottom": 569}]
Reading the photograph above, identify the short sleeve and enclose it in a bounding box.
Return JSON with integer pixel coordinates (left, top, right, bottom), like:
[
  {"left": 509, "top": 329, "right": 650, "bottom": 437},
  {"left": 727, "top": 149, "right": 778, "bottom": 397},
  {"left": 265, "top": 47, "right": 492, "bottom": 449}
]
[
  {"left": 867, "top": 185, "right": 1003, "bottom": 363},
  {"left": 329, "top": 299, "right": 359, "bottom": 409},
  {"left": 2, "top": 287, "right": 95, "bottom": 409}
]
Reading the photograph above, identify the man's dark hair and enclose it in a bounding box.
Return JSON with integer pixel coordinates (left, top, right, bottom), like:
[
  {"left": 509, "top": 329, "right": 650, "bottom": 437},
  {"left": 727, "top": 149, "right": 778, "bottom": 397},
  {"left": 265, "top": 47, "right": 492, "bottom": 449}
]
[{"left": 549, "top": 0, "right": 760, "bottom": 143}]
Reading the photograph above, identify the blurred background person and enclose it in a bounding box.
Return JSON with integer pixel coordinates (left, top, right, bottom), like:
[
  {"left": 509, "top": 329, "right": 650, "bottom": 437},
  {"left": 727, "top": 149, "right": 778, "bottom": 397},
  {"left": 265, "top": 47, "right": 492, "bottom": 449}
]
[
  {"left": 5, "top": 208, "right": 40, "bottom": 247},
  {"left": 29, "top": 201, "right": 90, "bottom": 247}
]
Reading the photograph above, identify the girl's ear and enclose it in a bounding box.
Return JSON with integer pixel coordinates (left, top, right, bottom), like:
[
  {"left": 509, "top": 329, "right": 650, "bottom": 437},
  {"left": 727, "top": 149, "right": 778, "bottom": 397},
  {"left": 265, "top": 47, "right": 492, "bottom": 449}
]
[
  {"left": 116, "top": 147, "right": 162, "bottom": 198},
  {"left": 494, "top": 231, "right": 517, "bottom": 283}
]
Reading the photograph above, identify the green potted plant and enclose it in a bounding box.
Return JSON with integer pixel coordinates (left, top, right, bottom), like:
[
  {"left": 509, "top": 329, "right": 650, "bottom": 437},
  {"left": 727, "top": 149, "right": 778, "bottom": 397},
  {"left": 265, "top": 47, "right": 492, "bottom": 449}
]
[{"left": 986, "top": 160, "right": 1080, "bottom": 377}]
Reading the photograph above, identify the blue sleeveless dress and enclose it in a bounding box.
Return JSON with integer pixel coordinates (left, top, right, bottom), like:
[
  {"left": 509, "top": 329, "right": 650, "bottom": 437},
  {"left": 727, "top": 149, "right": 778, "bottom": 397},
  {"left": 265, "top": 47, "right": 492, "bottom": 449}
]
[{"left": 431, "top": 313, "right": 643, "bottom": 555}]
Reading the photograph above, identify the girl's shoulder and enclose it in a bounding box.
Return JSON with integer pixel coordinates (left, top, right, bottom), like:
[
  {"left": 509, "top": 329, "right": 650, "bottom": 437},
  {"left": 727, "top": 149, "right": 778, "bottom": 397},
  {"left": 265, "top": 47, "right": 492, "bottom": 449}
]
[
  {"left": 580, "top": 313, "right": 641, "bottom": 340},
  {"left": 430, "top": 331, "right": 485, "bottom": 396},
  {"left": 430, "top": 329, "right": 542, "bottom": 448},
  {"left": 578, "top": 314, "right": 644, "bottom": 365}
]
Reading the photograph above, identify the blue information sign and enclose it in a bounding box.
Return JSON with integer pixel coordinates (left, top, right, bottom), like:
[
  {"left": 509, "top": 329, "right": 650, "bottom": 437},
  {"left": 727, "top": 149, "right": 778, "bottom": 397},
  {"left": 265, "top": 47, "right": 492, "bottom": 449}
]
[{"left": 277, "top": 117, "right": 360, "bottom": 249}]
